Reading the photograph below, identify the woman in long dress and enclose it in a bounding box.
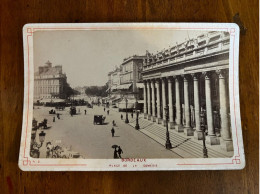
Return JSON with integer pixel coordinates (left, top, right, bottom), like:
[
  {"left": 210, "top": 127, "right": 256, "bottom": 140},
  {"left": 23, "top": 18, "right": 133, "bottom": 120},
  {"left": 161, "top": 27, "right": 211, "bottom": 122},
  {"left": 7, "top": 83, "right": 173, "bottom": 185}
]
[{"left": 113, "top": 148, "right": 118, "bottom": 159}]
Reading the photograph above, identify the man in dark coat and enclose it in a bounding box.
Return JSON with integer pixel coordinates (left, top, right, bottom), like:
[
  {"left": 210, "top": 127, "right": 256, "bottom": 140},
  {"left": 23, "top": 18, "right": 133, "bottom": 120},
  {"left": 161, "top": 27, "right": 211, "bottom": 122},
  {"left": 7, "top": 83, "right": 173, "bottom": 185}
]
[
  {"left": 111, "top": 127, "right": 115, "bottom": 137},
  {"left": 117, "top": 146, "right": 123, "bottom": 158}
]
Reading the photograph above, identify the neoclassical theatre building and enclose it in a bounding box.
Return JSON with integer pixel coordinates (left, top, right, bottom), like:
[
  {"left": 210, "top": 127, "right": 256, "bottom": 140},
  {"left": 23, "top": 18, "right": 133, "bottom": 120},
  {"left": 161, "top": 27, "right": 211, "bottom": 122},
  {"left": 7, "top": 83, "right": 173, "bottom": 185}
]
[{"left": 142, "top": 31, "right": 233, "bottom": 152}]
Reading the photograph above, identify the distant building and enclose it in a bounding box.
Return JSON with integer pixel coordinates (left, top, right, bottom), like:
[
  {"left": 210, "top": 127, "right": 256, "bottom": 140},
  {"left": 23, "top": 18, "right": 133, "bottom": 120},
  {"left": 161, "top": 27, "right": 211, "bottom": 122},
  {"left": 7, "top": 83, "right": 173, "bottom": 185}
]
[
  {"left": 74, "top": 86, "right": 87, "bottom": 95},
  {"left": 108, "top": 67, "right": 121, "bottom": 92},
  {"left": 106, "top": 55, "right": 146, "bottom": 110},
  {"left": 119, "top": 55, "right": 145, "bottom": 98},
  {"left": 34, "top": 61, "right": 68, "bottom": 100}
]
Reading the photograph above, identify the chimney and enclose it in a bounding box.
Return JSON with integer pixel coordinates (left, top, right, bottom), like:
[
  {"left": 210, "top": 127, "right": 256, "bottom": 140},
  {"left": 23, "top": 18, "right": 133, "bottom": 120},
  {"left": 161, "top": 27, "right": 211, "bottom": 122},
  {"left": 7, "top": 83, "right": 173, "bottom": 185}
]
[
  {"left": 45, "top": 60, "right": 52, "bottom": 67},
  {"left": 39, "top": 66, "right": 44, "bottom": 74}
]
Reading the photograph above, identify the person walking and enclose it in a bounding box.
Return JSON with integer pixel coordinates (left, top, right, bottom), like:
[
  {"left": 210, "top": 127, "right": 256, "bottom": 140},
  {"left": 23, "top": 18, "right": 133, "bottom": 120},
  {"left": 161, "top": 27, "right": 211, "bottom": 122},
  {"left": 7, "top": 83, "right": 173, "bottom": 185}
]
[
  {"left": 117, "top": 146, "right": 123, "bottom": 158},
  {"left": 53, "top": 117, "right": 55, "bottom": 122},
  {"left": 57, "top": 113, "right": 60, "bottom": 119},
  {"left": 111, "top": 127, "right": 115, "bottom": 137},
  {"left": 107, "top": 110, "right": 110, "bottom": 115},
  {"left": 112, "top": 120, "right": 115, "bottom": 126},
  {"left": 113, "top": 148, "right": 118, "bottom": 159},
  {"left": 104, "top": 107, "right": 106, "bottom": 112},
  {"left": 121, "top": 114, "right": 123, "bottom": 120},
  {"left": 131, "top": 112, "right": 133, "bottom": 118},
  {"left": 84, "top": 109, "right": 87, "bottom": 115}
]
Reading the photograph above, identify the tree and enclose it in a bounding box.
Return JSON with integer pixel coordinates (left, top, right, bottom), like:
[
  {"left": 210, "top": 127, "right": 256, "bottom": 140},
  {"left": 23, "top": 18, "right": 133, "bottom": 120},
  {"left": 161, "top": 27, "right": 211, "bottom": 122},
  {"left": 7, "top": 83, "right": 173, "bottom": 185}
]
[
  {"left": 64, "top": 83, "right": 80, "bottom": 99},
  {"left": 85, "top": 85, "right": 108, "bottom": 97}
]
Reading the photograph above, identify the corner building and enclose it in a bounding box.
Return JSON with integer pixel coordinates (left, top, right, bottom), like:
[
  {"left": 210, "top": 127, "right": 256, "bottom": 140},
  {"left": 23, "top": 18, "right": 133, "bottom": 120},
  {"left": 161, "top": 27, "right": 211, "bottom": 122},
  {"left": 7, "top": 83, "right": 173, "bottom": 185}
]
[
  {"left": 34, "top": 61, "right": 68, "bottom": 100},
  {"left": 142, "top": 31, "right": 233, "bottom": 152}
]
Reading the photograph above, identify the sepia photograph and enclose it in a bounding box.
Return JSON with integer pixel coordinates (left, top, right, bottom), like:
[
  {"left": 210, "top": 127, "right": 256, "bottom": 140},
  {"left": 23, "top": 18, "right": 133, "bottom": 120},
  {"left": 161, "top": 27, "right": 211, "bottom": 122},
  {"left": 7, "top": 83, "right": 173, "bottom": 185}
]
[
  {"left": 19, "top": 23, "right": 244, "bottom": 171},
  {"left": 31, "top": 28, "right": 233, "bottom": 159}
]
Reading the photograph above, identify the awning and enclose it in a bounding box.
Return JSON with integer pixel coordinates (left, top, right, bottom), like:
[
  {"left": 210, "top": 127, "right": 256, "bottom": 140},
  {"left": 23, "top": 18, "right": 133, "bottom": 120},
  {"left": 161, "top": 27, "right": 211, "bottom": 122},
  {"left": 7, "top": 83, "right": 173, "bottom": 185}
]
[
  {"left": 112, "top": 97, "right": 122, "bottom": 102},
  {"left": 118, "top": 100, "right": 135, "bottom": 109},
  {"left": 136, "top": 83, "right": 144, "bottom": 89},
  {"left": 117, "top": 83, "right": 132, "bottom": 90},
  {"left": 111, "top": 86, "right": 117, "bottom": 90}
]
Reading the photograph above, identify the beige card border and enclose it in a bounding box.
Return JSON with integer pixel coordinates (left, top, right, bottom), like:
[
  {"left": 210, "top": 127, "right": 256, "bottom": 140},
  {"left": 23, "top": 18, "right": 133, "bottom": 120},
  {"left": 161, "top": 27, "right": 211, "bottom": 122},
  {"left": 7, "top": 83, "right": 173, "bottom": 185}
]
[{"left": 19, "top": 23, "right": 245, "bottom": 171}]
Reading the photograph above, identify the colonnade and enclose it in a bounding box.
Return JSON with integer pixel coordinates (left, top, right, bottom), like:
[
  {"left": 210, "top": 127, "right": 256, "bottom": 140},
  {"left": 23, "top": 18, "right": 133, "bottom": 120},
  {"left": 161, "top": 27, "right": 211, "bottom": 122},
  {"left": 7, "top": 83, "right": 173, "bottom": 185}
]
[{"left": 143, "top": 69, "right": 233, "bottom": 151}]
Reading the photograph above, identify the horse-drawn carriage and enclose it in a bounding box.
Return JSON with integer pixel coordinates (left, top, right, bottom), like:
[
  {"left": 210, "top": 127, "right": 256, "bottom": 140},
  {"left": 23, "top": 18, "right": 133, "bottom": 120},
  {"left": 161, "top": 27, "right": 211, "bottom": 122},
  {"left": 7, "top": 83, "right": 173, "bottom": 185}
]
[{"left": 93, "top": 115, "right": 106, "bottom": 125}]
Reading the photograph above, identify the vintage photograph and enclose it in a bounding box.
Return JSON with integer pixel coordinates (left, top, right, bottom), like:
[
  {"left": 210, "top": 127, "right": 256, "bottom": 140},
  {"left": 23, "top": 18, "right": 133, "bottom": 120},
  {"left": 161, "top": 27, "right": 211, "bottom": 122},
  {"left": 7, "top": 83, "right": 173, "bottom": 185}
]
[{"left": 30, "top": 28, "right": 234, "bottom": 160}]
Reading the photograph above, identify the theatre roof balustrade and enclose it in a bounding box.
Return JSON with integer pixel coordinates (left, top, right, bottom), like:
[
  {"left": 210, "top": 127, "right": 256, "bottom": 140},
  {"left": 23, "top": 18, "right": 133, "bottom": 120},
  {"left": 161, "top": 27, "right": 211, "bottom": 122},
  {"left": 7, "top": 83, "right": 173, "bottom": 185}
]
[{"left": 143, "top": 31, "right": 230, "bottom": 72}]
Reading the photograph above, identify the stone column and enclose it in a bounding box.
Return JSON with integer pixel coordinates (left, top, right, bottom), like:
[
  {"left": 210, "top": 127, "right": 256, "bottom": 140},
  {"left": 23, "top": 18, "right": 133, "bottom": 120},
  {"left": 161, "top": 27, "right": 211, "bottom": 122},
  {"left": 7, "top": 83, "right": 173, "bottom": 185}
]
[
  {"left": 143, "top": 81, "right": 147, "bottom": 119},
  {"left": 175, "top": 76, "right": 183, "bottom": 132},
  {"left": 147, "top": 80, "right": 151, "bottom": 120},
  {"left": 217, "top": 70, "right": 233, "bottom": 151},
  {"left": 161, "top": 78, "right": 166, "bottom": 126},
  {"left": 192, "top": 74, "right": 202, "bottom": 140},
  {"left": 183, "top": 75, "right": 193, "bottom": 136},
  {"left": 151, "top": 80, "right": 156, "bottom": 122},
  {"left": 167, "top": 77, "right": 174, "bottom": 129},
  {"left": 204, "top": 72, "right": 220, "bottom": 145},
  {"left": 156, "top": 79, "right": 162, "bottom": 124}
]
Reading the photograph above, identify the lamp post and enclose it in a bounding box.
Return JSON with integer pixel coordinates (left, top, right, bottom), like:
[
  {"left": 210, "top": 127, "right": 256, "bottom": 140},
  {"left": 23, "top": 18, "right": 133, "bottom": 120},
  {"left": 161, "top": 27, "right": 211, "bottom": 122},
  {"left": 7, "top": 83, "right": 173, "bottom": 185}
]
[
  {"left": 30, "top": 127, "right": 46, "bottom": 158},
  {"left": 125, "top": 98, "right": 129, "bottom": 123},
  {"left": 135, "top": 101, "right": 140, "bottom": 130},
  {"left": 164, "top": 105, "right": 172, "bottom": 149},
  {"left": 200, "top": 110, "right": 208, "bottom": 158}
]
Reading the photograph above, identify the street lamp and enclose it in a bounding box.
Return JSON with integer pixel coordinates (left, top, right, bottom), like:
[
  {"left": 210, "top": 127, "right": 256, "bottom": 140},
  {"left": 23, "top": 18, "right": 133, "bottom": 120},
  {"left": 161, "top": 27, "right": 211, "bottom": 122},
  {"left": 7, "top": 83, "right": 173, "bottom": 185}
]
[
  {"left": 135, "top": 102, "right": 140, "bottom": 130},
  {"left": 200, "top": 110, "right": 208, "bottom": 158},
  {"left": 164, "top": 105, "right": 172, "bottom": 149},
  {"left": 125, "top": 98, "right": 129, "bottom": 123}
]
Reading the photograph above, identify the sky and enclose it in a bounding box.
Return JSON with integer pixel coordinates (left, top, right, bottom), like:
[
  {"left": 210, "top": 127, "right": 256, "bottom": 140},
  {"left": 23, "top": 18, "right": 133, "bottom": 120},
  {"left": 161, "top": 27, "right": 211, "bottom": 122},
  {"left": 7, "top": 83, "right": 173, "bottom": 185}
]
[{"left": 33, "top": 29, "right": 207, "bottom": 87}]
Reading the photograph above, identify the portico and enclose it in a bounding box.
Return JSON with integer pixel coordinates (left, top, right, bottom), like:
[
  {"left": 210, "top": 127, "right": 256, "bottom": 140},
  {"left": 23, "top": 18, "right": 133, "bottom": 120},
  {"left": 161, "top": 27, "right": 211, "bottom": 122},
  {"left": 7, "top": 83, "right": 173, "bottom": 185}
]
[{"left": 142, "top": 31, "right": 233, "bottom": 151}]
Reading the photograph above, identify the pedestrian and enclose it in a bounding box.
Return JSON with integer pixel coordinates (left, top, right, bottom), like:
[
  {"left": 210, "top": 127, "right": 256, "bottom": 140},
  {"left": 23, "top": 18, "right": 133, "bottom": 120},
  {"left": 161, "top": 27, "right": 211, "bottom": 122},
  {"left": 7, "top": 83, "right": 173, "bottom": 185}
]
[
  {"left": 113, "top": 148, "right": 118, "bottom": 159},
  {"left": 112, "top": 120, "right": 115, "bottom": 126},
  {"left": 104, "top": 107, "right": 106, "bottom": 112},
  {"left": 121, "top": 114, "right": 123, "bottom": 120},
  {"left": 131, "top": 112, "right": 133, "bottom": 118},
  {"left": 57, "top": 113, "right": 60, "bottom": 119},
  {"left": 117, "top": 146, "right": 123, "bottom": 158},
  {"left": 111, "top": 127, "right": 115, "bottom": 137},
  {"left": 53, "top": 117, "right": 55, "bottom": 122},
  {"left": 84, "top": 109, "right": 87, "bottom": 115},
  {"left": 107, "top": 110, "right": 110, "bottom": 115}
]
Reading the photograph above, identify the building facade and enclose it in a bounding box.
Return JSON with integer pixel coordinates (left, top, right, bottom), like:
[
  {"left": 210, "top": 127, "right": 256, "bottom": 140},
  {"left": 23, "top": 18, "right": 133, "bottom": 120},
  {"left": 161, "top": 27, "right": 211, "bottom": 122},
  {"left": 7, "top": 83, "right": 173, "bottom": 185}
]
[
  {"left": 108, "top": 67, "right": 121, "bottom": 92},
  {"left": 118, "top": 55, "right": 145, "bottom": 99},
  {"left": 142, "top": 31, "right": 233, "bottom": 152},
  {"left": 107, "top": 56, "right": 146, "bottom": 109},
  {"left": 34, "top": 61, "right": 68, "bottom": 100}
]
